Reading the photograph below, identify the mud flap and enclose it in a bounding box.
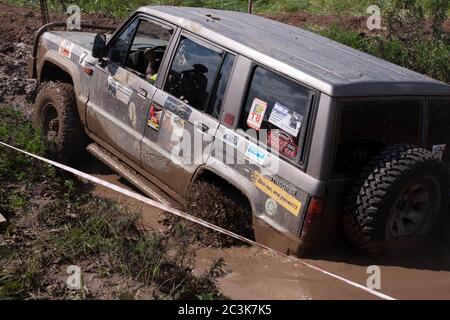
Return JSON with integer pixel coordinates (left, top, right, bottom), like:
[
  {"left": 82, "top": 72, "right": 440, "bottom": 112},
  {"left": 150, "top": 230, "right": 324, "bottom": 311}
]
[{"left": 253, "top": 215, "right": 314, "bottom": 257}]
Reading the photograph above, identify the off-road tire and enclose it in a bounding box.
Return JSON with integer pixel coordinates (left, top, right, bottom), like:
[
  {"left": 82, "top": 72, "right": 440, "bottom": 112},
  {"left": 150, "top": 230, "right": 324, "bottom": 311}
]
[
  {"left": 33, "top": 82, "right": 87, "bottom": 162},
  {"left": 344, "top": 144, "right": 449, "bottom": 257},
  {"left": 185, "top": 180, "right": 254, "bottom": 247}
]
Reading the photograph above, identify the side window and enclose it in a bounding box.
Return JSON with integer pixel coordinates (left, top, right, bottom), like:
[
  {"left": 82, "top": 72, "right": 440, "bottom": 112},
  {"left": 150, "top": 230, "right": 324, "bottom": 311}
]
[
  {"left": 107, "top": 19, "right": 139, "bottom": 66},
  {"left": 206, "top": 53, "right": 235, "bottom": 119},
  {"left": 239, "top": 67, "right": 314, "bottom": 162},
  {"left": 125, "top": 20, "right": 174, "bottom": 82},
  {"left": 164, "top": 36, "right": 224, "bottom": 112}
]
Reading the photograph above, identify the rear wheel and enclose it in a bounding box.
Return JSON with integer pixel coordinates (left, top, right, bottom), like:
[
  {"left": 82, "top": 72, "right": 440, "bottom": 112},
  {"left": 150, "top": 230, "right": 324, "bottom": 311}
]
[
  {"left": 344, "top": 144, "right": 449, "bottom": 257},
  {"left": 33, "top": 82, "right": 87, "bottom": 162}
]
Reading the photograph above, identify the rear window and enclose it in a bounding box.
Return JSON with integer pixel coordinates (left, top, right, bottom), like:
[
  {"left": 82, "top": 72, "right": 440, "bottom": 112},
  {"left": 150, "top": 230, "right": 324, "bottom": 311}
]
[
  {"left": 333, "top": 100, "right": 423, "bottom": 176},
  {"left": 238, "top": 67, "right": 314, "bottom": 163},
  {"left": 428, "top": 99, "right": 450, "bottom": 162}
]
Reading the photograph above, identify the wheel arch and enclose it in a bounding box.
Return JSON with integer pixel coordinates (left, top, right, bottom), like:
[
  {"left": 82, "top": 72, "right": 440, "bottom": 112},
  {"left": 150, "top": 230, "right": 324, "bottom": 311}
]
[
  {"left": 37, "top": 52, "right": 87, "bottom": 126},
  {"left": 190, "top": 165, "right": 256, "bottom": 217},
  {"left": 40, "top": 61, "right": 74, "bottom": 85}
]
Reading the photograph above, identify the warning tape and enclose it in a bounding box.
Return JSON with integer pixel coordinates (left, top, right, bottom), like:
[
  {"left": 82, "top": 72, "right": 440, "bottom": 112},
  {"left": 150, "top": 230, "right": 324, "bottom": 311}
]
[{"left": 0, "top": 141, "right": 396, "bottom": 300}]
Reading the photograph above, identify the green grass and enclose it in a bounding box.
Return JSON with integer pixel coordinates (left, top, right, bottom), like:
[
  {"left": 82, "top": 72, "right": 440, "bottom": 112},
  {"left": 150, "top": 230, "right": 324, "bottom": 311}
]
[
  {"left": 0, "top": 106, "right": 223, "bottom": 299},
  {"left": 4, "top": 0, "right": 450, "bottom": 16},
  {"left": 319, "top": 25, "right": 450, "bottom": 84}
]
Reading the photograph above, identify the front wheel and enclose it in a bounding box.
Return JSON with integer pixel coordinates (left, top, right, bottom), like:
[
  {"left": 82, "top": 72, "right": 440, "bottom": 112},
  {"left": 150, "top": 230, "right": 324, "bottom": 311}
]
[
  {"left": 344, "top": 144, "right": 449, "bottom": 257},
  {"left": 33, "top": 82, "right": 87, "bottom": 162}
]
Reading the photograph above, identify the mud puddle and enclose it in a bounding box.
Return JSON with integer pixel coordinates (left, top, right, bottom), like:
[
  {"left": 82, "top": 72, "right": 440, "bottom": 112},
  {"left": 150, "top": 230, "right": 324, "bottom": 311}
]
[{"left": 81, "top": 163, "right": 450, "bottom": 300}]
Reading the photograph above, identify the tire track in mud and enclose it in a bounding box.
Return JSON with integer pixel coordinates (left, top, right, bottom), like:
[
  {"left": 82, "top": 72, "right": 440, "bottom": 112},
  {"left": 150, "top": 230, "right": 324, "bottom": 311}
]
[{"left": 1, "top": 2, "right": 450, "bottom": 300}]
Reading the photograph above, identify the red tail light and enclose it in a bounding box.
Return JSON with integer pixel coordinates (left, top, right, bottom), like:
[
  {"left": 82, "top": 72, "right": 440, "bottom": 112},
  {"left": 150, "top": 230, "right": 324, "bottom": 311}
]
[{"left": 301, "top": 197, "right": 324, "bottom": 237}]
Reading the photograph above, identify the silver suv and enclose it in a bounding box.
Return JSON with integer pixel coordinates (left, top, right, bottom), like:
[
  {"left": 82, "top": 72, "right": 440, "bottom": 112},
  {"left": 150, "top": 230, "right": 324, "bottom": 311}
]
[{"left": 29, "top": 6, "right": 450, "bottom": 256}]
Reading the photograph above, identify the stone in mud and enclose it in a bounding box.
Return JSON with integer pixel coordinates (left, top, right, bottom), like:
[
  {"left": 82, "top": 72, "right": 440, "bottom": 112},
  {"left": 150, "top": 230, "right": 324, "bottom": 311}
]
[{"left": 0, "top": 213, "right": 6, "bottom": 225}]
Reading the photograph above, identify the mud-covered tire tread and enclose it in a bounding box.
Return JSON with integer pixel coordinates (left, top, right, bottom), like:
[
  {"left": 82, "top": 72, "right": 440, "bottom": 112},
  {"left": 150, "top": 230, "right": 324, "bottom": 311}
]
[
  {"left": 344, "top": 144, "right": 449, "bottom": 256},
  {"left": 33, "top": 82, "right": 86, "bottom": 162}
]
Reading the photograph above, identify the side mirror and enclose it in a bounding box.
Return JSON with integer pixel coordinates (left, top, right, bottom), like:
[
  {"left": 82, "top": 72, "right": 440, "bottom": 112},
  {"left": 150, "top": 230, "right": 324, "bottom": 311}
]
[{"left": 92, "top": 33, "right": 106, "bottom": 59}]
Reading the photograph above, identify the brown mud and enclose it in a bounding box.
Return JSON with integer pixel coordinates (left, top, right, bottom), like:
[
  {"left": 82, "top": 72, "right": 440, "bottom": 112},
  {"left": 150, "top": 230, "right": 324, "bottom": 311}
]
[{"left": 1, "top": 2, "right": 450, "bottom": 300}]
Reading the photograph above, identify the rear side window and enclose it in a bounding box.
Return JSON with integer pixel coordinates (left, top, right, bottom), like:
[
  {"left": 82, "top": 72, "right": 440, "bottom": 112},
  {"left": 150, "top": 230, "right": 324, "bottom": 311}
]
[
  {"left": 428, "top": 99, "right": 450, "bottom": 163},
  {"left": 164, "top": 36, "right": 224, "bottom": 112},
  {"left": 239, "top": 67, "right": 314, "bottom": 162},
  {"left": 333, "top": 100, "right": 423, "bottom": 176}
]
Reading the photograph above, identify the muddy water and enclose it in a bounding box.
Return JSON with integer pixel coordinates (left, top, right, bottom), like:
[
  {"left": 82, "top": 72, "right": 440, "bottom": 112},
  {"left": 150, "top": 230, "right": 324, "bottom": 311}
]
[{"left": 85, "top": 164, "right": 450, "bottom": 300}]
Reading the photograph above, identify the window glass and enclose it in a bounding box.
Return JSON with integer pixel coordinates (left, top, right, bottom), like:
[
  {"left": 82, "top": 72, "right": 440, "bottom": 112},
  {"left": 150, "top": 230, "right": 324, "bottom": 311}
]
[
  {"left": 239, "top": 67, "right": 314, "bottom": 161},
  {"left": 333, "top": 100, "right": 422, "bottom": 176},
  {"left": 125, "top": 20, "right": 173, "bottom": 82},
  {"left": 428, "top": 99, "right": 450, "bottom": 163},
  {"left": 206, "top": 53, "right": 235, "bottom": 119},
  {"left": 164, "top": 36, "right": 223, "bottom": 111},
  {"left": 108, "top": 19, "right": 139, "bottom": 66}
]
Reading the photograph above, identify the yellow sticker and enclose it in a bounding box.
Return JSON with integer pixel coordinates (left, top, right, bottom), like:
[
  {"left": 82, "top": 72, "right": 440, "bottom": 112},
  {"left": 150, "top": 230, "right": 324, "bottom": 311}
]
[{"left": 251, "top": 171, "right": 301, "bottom": 217}]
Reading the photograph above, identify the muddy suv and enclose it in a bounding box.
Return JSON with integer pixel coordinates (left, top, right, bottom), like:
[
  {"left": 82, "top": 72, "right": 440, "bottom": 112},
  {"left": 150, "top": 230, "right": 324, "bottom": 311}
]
[{"left": 29, "top": 6, "right": 450, "bottom": 257}]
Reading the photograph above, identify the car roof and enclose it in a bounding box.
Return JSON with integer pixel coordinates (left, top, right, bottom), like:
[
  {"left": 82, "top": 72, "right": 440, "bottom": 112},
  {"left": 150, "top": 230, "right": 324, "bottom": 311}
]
[{"left": 139, "top": 6, "right": 450, "bottom": 97}]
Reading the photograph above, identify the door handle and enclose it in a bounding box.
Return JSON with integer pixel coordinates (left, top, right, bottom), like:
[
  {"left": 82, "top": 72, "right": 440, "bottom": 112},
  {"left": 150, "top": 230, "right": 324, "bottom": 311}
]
[
  {"left": 196, "top": 123, "right": 209, "bottom": 133},
  {"left": 138, "top": 87, "right": 148, "bottom": 98}
]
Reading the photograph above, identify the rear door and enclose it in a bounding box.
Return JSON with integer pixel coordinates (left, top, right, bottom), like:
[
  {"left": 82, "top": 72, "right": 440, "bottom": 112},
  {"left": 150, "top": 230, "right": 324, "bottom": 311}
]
[{"left": 140, "top": 33, "right": 236, "bottom": 197}]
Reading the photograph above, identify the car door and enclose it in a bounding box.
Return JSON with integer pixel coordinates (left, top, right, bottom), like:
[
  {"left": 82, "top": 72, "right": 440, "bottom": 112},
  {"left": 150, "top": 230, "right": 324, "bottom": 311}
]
[
  {"left": 86, "top": 15, "right": 175, "bottom": 165},
  {"left": 140, "top": 33, "right": 236, "bottom": 197}
]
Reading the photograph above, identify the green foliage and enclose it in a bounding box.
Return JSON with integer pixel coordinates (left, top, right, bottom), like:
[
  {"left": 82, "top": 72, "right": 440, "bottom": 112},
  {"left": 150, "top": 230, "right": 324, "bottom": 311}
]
[
  {"left": 1, "top": 194, "right": 223, "bottom": 299},
  {"left": 321, "top": 26, "right": 450, "bottom": 84},
  {"left": 0, "top": 106, "right": 54, "bottom": 182}
]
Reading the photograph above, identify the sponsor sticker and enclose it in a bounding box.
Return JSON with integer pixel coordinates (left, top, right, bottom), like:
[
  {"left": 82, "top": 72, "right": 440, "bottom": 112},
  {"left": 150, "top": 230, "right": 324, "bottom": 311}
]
[
  {"left": 245, "top": 144, "right": 268, "bottom": 166},
  {"left": 251, "top": 171, "right": 302, "bottom": 217},
  {"left": 59, "top": 40, "right": 75, "bottom": 59},
  {"left": 268, "top": 176, "right": 297, "bottom": 196},
  {"left": 268, "top": 102, "right": 303, "bottom": 137},
  {"left": 223, "top": 130, "right": 239, "bottom": 148},
  {"left": 224, "top": 113, "right": 235, "bottom": 126},
  {"left": 265, "top": 198, "right": 278, "bottom": 216},
  {"left": 165, "top": 96, "right": 192, "bottom": 121},
  {"left": 148, "top": 104, "right": 163, "bottom": 131},
  {"left": 267, "top": 130, "right": 298, "bottom": 159},
  {"left": 432, "top": 144, "right": 447, "bottom": 161},
  {"left": 247, "top": 98, "right": 267, "bottom": 131}
]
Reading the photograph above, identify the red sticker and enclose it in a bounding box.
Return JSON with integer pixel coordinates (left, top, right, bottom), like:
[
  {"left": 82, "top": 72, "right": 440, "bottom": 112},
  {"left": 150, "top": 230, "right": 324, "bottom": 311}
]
[
  {"left": 224, "top": 113, "right": 235, "bottom": 126},
  {"left": 247, "top": 98, "right": 267, "bottom": 131},
  {"left": 268, "top": 130, "right": 298, "bottom": 159}
]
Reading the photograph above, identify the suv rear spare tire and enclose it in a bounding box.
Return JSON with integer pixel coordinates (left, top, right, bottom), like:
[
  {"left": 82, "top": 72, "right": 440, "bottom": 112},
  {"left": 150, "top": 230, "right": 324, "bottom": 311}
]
[
  {"left": 344, "top": 144, "right": 449, "bottom": 257},
  {"left": 33, "top": 82, "right": 87, "bottom": 163}
]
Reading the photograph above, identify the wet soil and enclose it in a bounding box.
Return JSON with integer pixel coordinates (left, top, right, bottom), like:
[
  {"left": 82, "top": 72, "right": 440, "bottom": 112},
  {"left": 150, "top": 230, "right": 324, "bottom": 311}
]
[{"left": 1, "top": 1, "right": 450, "bottom": 300}]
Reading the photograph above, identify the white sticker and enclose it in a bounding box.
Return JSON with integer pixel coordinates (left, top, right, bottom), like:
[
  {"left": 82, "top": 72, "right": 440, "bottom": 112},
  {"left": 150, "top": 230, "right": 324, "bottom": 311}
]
[
  {"left": 79, "top": 49, "right": 90, "bottom": 66},
  {"left": 59, "top": 40, "right": 75, "bottom": 59},
  {"left": 268, "top": 102, "right": 303, "bottom": 137},
  {"left": 222, "top": 129, "right": 239, "bottom": 148},
  {"left": 432, "top": 144, "right": 446, "bottom": 161},
  {"left": 247, "top": 98, "right": 267, "bottom": 131},
  {"left": 265, "top": 198, "right": 278, "bottom": 216},
  {"left": 245, "top": 143, "right": 268, "bottom": 166}
]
